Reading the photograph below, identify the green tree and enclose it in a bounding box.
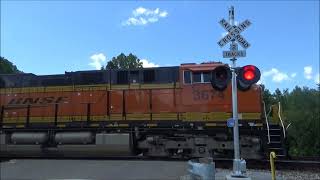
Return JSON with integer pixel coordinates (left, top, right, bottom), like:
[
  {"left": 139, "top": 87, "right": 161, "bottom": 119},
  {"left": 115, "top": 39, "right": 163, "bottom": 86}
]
[
  {"left": 0, "top": 57, "right": 21, "bottom": 74},
  {"left": 106, "top": 53, "right": 143, "bottom": 69},
  {"left": 261, "top": 84, "right": 276, "bottom": 110},
  {"left": 283, "top": 86, "right": 320, "bottom": 156}
]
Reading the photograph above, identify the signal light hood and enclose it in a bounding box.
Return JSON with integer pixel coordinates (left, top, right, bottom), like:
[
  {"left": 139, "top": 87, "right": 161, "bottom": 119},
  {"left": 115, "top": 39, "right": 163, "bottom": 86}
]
[{"left": 210, "top": 65, "right": 232, "bottom": 91}]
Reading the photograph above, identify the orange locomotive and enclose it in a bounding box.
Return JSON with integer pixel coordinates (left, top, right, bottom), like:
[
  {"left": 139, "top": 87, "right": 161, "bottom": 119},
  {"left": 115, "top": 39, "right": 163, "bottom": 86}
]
[{"left": 0, "top": 62, "right": 273, "bottom": 158}]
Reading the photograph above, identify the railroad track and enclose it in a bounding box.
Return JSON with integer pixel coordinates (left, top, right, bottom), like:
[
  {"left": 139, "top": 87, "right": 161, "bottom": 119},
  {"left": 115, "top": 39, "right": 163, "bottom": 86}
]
[
  {"left": 1, "top": 156, "right": 319, "bottom": 171},
  {"left": 245, "top": 159, "right": 320, "bottom": 171}
]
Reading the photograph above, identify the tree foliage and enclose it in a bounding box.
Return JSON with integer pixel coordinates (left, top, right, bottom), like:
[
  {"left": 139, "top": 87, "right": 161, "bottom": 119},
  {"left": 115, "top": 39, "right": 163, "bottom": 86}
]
[
  {"left": 284, "top": 87, "right": 320, "bottom": 156},
  {"left": 263, "top": 85, "right": 320, "bottom": 156},
  {"left": 105, "top": 53, "right": 143, "bottom": 69},
  {"left": 0, "top": 57, "right": 21, "bottom": 74}
]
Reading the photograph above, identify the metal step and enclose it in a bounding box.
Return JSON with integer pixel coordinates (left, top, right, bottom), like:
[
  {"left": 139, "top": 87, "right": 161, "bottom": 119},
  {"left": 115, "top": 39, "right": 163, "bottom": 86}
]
[
  {"left": 267, "top": 148, "right": 286, "bottom": 154},
  {"left": 268, "top": 142, "right": 282, "bottom": 148},
  {"left": 268, "top": 147, "right": 286, "bottom": 153},
  {"left": 265, "top": 124, "right": 287, "bottom": 158},
  {"left": 268, "top": 131, "right": 282, "bottom": 136},
  {"left": 265, "top": 154, "right": 286, "bottom": 159},
  {"left": 269, "top": 135, "right": 281, "bottom": 141},
  {"left": 269, "top": 124, "right": 281, "bottom": 127},
  {"left": 275, "top": 154, "right": 286, "bottom": 157}
]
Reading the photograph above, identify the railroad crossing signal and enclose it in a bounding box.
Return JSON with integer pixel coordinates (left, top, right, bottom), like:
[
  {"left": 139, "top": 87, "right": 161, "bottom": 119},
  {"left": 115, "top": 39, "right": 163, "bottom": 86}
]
[
  {"left": 217, "top": 17, "right": 251, "bottom": 59},
  {"left": 217, "top": 19, "right": 251, "bottom": 49},
  {"left": 216, "top": 6, "right": 254, "bottom": 178}
]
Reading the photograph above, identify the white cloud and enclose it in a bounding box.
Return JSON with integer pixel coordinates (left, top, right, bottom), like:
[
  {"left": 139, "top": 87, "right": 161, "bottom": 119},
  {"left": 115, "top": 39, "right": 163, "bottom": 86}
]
[
  {"left": 140, "top": 59, "right": 159, "bottom": 68},
  {"left": 262, "top": 68, "right": 290, "bottom": 83},
  {"left": 290, "top": 73, "right": 297, "bottom": 78},
  {"left": 159, "top": 11, "right": 168, "bottom": 17},
  {"left": 133, "top": 7, "right": 147, "bottom": 16},
  {"left": 148, "top": 17, "right": 158, "bottom": 23},
  {"left": 123, "top": 7, "right": 168, "bottom": 26},
  {"left": 273, "top": 73, "right": 289, "bottom": 83},
  {"left": 315, "top": 73, "right": 320, "bottom": 84},
  {"left": 89, "top": 53, "right": 106, "bottom": 70},
  {"left": 304, "top": 66, "right": 313, "bottom": 79}
]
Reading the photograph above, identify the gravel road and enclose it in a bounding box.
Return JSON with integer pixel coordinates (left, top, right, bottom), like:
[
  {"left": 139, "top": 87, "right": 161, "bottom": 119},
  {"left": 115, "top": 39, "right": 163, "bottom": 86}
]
[{"left": 1, "top": 159, "right": 319, "bottom": 180}]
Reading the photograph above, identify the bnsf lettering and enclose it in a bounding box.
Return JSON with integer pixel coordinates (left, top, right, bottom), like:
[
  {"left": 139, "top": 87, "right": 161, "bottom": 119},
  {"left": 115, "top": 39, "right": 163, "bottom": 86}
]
[
  {"left": 40, "top": 97, "right": 55, "bottom": 104},
  {"left": 7, "top": 97, "right": 69, "bottom": 105},
  {"left": 23, "top": 98, "right": 40, "bottom": 104},
  {"left": 8, "top": 98, "right": 23, "bottom": 105},
  {"left": 55, "top": 97, "right": 68, "bottom": 104}
]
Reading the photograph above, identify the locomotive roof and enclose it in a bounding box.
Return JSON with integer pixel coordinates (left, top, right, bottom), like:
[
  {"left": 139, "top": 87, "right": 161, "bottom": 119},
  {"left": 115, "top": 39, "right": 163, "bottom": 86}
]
[
  {"left": 0, "top": 62, "right": 228, "bottom": 88},
  {"left": 181, "top": 62, "right": 227, "bottom": 71},
  {"left": 0, "top": 65, "right": 181, "bottom": 88}
]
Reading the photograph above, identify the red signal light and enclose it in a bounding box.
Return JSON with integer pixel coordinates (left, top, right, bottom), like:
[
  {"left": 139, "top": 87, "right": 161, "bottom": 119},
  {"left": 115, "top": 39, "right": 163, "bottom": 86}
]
[
  {"left": 244, "top": 70, "right": 255, "bottom": 80},
  {"left": 242, "top": 65, "right": 257, "bottom": 80},
  {"left": 237, "top": 65, "right": 261, "bottom": 91}
]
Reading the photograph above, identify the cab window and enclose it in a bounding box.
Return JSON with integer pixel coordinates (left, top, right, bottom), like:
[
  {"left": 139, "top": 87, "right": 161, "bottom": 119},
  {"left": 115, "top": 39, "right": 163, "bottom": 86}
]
[
  {"left": 203, "top": 72, "right": 211, "bottom": 82},
  {"left": 192, "top": 72, "right": 201, "bottom": 83},
  {"left": 183, "top": 70, "right": 211, "bottom": 84},
  {"left": 184, "top": 71, "right": 191, "bottom": 84}
]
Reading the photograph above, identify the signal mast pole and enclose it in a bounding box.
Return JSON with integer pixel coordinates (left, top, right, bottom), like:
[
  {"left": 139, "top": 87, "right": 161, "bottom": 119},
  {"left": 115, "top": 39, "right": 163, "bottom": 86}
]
[
  {"left": 229, "top": 6, "right": 242, "bottom": 176},
  {"left": 218, "top": 6, "right": 252, "bottom": 179}
]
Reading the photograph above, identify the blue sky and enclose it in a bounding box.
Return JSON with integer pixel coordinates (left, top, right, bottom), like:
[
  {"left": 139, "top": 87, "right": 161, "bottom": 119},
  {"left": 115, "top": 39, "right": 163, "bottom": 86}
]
[{"left": 1, "top": 1, "right": 319, "bottom": 92}]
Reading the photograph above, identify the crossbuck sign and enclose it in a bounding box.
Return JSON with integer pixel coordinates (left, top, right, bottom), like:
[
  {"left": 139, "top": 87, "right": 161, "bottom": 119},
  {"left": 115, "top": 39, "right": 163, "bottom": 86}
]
[{"left": 218, "top": 19, "right": 251, "bottom": 49}]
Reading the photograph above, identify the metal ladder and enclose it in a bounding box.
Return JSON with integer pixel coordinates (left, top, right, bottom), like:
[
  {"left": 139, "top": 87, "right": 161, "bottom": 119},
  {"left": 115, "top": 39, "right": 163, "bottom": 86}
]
[
  {"left": 263, "top": 101, "right": 287, "bottom": 158},
  {"left": 266, "top": 124, "right": 287, "bottom": 158}
]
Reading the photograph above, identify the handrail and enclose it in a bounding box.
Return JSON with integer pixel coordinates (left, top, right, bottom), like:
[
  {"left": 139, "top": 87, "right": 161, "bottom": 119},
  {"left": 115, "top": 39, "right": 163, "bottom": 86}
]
[
  {"left": 263, "top": 101, "right": 271, "bottom": 144},
  {"left": 270, "top": 151, "right": 277, "bottom": 180},
  {"left": 278, "top": 102, "right": 286, "bottom": 138},
  {"left": 286, "top": 123, "right": 291, "bottom": 130}
]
